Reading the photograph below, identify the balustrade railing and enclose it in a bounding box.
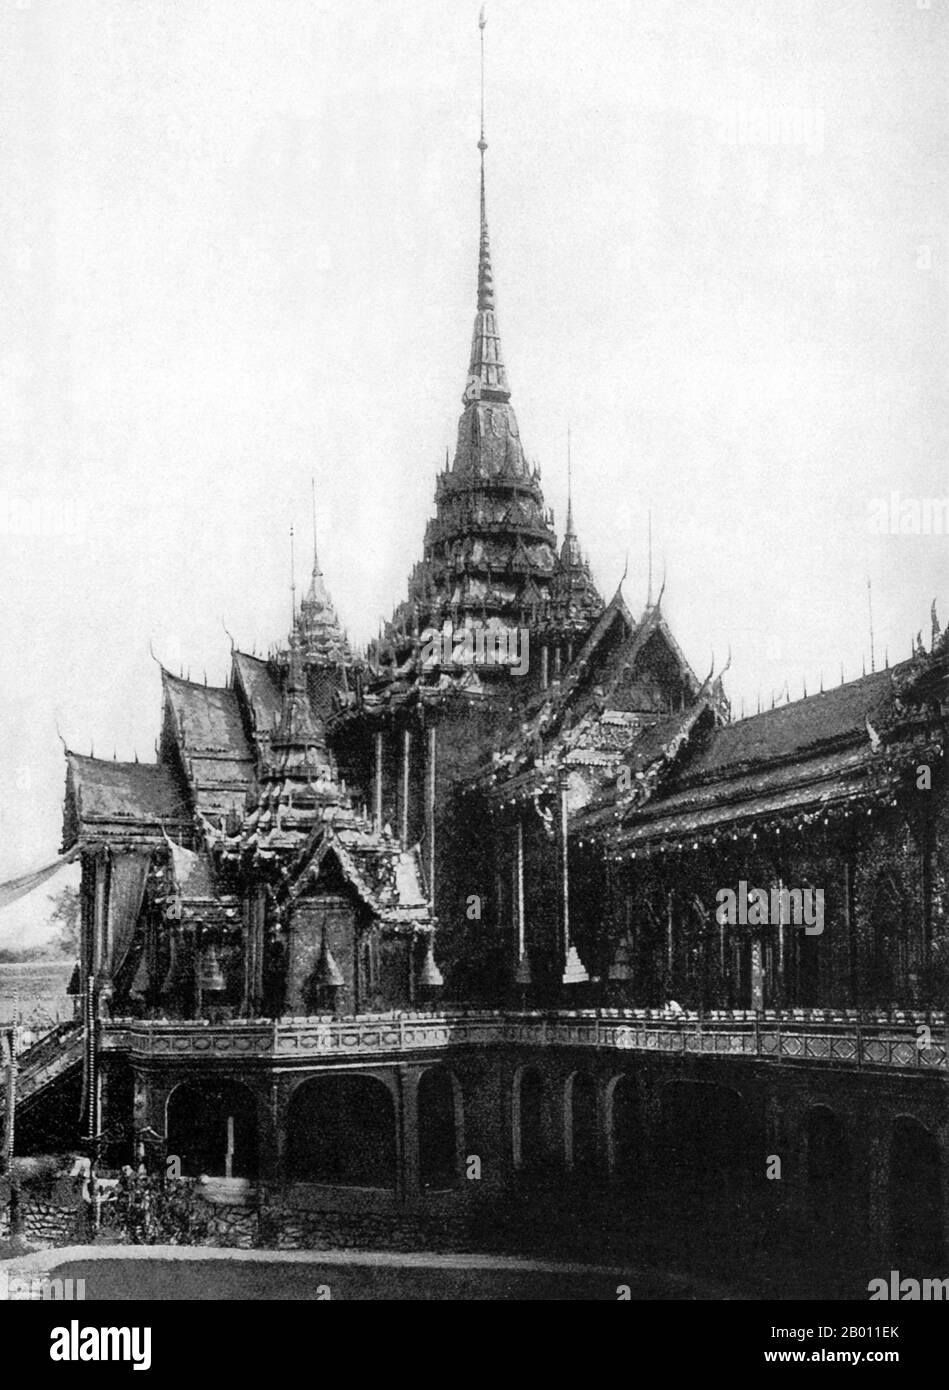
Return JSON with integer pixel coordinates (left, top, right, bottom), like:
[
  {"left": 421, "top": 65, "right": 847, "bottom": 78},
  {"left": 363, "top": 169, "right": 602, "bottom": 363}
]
[{"left": 91, "top": 1007, "right": 946, "bottom": 1072}]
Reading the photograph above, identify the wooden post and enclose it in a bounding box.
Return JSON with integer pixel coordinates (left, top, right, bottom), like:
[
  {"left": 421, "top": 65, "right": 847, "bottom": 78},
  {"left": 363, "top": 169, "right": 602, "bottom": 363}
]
[
  {"left": 2, "top": 1027, "right": 15, "bottom": 1174},
  {"left": 373, "top": 730, "right": 384, "bottom": 831}
]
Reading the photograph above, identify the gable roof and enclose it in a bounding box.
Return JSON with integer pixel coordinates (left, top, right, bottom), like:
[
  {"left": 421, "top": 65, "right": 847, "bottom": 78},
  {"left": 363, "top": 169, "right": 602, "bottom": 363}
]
[
  {"left": 232, "top": 651, "right": 283, "bottom": 735},
  {"left": 161, "top": 670, "right": 255, "bottom": 820},
  {"left": 678, "top": 664, "right": 902, "bottom": 783},
  {"left": 579, "top": 659, "right": 939, "bottom": 852},
  {"left": 161, "top": 671, "right": 252, "bottom": 758},
  {"left": 64, "top": 753, "right": 190, "bottom": 845}
]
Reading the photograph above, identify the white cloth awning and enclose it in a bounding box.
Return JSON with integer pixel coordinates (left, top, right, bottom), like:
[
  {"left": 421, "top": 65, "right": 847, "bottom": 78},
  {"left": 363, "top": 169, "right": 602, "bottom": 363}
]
[{"left": 0, "top": 847, "right": 80, "bottom": 912}]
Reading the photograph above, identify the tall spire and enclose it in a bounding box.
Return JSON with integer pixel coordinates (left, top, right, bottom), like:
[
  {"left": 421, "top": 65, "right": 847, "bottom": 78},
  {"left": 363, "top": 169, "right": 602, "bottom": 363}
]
[
  {"left": 466, "top": 6, "right": 508, "bottom": 404},
  {"left": 560, "top": 424, "right": 582, "bottom": 568}
]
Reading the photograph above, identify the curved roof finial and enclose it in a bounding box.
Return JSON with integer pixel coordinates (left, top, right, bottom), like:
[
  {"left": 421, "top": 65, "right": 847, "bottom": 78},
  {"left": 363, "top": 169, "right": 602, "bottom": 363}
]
[
  {"left": 655, "top": 562, "right": 667, "bottom": 610},
  {"left": 646, "top": 508, "right": 653, "bottom": 607}
]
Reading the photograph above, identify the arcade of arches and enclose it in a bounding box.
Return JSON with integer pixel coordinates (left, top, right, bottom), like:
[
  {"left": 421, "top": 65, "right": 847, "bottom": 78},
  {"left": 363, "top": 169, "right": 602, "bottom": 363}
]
[{"left": 131, "top": 1051, "right": 946, "bottom": 1297}]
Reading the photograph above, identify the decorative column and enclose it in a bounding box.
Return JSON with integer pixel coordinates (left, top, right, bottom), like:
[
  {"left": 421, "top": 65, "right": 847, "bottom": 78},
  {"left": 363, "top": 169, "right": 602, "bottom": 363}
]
[
  {"left": 2, "top": 1027, "right": 16, "bottom": 1173},
  {"left": 401, "top": 727, "right": 412, "bottom": 848},
  {"left": 242, "top": 887, "right": 265, "bottom": 1017},
  {"left": 514, "top": 815, "right": 532, "bottom": 993},
  {"left": 844, "top": 855, "right": 858, "bottom": 1008},
  {"left": 93, "top": 849, "right": 109, "bottom": 988},
  {"left": 540, "top": 645, "right": 549, "bottom": 691},
  {"left": 560, "top": 772, "right": 587, "bottom": 985},
  {"left": 425, "top": 724, "right": 437, "bottom": 908},
  {"left": 400, "top": 1067, "right": 421, "bottom": 1206},
  {"left": 751, "top": 937, "right": 764, "bottom": 1012},
  {"left": 373, "top": 730, "right": 384, "bottom": 831},
  {"left": 666, "top": 889, "right": 674, "bottom": 985}
]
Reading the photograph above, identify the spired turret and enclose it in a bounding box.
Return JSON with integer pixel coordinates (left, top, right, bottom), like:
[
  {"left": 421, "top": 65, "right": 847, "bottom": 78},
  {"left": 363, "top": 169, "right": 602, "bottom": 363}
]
[
  {"left": 544, "top": 436, "right": 603, "bottom": 642},
  {"left": 380, "top": 10, "right": 602, "bottom": 681},
  {"left": 296, "top": 536, "right": 352, "bottom": 667}
]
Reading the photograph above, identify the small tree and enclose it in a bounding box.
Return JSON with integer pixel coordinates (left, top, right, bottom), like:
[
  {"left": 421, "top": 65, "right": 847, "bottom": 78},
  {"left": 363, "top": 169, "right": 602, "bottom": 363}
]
[{"left": 49, "top": 886, "right": 80, "bottom": 958}]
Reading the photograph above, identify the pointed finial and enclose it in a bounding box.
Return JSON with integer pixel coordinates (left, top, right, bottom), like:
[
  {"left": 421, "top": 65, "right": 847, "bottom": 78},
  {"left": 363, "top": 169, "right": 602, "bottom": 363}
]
[
  {"left": 290, "top": 524, "right": 296, "bottom": 625},
  {"left": 867, "top": 577, "right": 875, "bottom": 672},
  {"left": 478, "top": 6, "right": 487, "bottom": 155},
  {"left": 646, "top": 508, "right": 653, "bottom": 607},
  {"left": 656, "top": 563, "right": 666, "bottom": 610},
  {"left": 565, "top": 424, "right": 574, "bottom": 536},
  {"left": 311, "top": 477, "right": 320, "bottom": 577}
]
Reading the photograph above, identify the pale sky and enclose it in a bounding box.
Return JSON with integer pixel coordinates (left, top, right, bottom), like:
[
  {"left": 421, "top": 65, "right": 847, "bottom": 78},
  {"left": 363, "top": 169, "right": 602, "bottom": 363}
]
[{"left": 0, "top": 0, "right": 946, "bottom": 877}]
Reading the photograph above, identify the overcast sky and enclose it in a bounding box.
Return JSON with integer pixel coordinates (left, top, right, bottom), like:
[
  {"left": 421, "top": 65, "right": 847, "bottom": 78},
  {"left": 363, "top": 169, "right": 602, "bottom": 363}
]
[{"left": 0, "top": 0, "right": 946, "bottom": 878}]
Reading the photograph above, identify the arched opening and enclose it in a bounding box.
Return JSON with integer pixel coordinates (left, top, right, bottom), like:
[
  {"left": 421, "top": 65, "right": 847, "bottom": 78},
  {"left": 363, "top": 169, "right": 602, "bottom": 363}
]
[
  {"left": 418, "top": 1066, "right": 460, "bottom": 1190},
  {"left": 608, "top": 1074, "right": 640, "bottom": 1181},
  {"left": 803, "top": 1104, "right": 863, "bottom": 1260},
  {"left": 653, "top": 1081, "right": 746, "bottom": 1246},
  {"left": 287, "top": 1074, "right": 396, "bottom": 1188},
  {"left": 513, "top": 1067, "right": 545, "bottom": 1175},
  {"left": 889, "top": 1117, "right": 943, "bottom": 1269},
  {"left": 166, "top": 1080, "right": 258, "bottom": 1179},
  {"left": 565, "top": 1072, "right": 598, "bottom": 1174},
  {"left": 806, "top": 1106, "right": 850, "bottom": 1225}
]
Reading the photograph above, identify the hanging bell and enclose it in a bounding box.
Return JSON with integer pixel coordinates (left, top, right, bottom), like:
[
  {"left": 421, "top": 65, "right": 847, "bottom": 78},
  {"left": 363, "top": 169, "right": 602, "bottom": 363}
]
[
  {"left": 417, "top": 933, "right": 444, "bottom": 990},
  {"left": 199, "top": 941, "right": 227, "bottom": 993},
  {"left": 608, "top": 937, "right": 633, "bottom": 982},
  {"left": 313, "top": 934, "right": 344, "bottom": 989}
]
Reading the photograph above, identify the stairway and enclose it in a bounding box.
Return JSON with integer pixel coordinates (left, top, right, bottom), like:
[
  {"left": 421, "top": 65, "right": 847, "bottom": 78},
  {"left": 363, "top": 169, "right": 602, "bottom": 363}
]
[{"left": 0, "top": 1021, "right": 83, "bottom": 1125}]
